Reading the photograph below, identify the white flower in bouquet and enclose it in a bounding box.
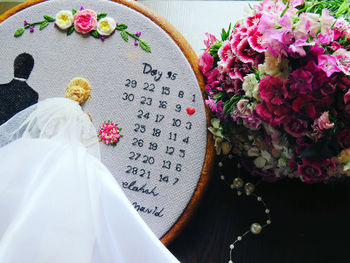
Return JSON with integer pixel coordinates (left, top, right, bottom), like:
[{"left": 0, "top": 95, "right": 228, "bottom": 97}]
[
  {"left": 242, "top": 74, "right": 259, "bottom": 99},
  {"left": 263, "top": 52, "right": 290, "bottom": 80}
]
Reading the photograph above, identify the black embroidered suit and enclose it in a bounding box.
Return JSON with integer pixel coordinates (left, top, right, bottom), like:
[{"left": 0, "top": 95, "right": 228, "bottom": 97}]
[{"left": 0, "top": 79, "right": 38, "bottom": 125}]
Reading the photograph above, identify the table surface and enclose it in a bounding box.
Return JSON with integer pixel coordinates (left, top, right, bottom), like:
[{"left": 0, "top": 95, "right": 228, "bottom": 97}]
[{"left": 1, "top": 1, "right": 350, "bottom": 263}]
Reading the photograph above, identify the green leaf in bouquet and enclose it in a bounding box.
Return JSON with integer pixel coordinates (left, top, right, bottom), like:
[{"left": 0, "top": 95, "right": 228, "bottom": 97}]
[
  {"left": 221, "top": 23, "right": 231, "bottom": 42},
  {"left": 336, "top": 0, "right": 350, "bottom": 16},
  {"left": 72, "top": 8, "right": 77, "bottom": 15},
  {"left": 209, "top": 42, "right": 223, "bottom": 59},
  {"left": 223, "top": 94, "right": 241, "bottom": 115},
  {"left": 280, "top": 1, "right": 290, "bottom": 17},
  {"left": 306, "top": 0, "right": 345, "bottom": 16}
]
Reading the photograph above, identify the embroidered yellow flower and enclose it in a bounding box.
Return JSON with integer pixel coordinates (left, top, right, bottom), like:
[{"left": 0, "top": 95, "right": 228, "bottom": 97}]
[
  {"left": 55, "top": 10, "right": 74, "bottom": 30},
  {"left": 97, "top": 17, "right": 116, "bottom": 36}
]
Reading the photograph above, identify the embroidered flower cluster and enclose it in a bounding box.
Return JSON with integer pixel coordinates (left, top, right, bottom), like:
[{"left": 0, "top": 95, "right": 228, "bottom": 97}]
[
  {"left": 14, "top": 6, "right": 151, "bottom": 52},
  {"left": 98, "top": 121, "right": 123, "bottom": 146},
  {"left": 199, "top": 0, "right": 350, "bottom": 183}
]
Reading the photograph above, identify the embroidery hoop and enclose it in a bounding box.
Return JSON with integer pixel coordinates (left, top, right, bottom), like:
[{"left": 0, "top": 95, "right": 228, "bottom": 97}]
[{"left": 0, "top": 0, "right": 215, "bottom": 245}]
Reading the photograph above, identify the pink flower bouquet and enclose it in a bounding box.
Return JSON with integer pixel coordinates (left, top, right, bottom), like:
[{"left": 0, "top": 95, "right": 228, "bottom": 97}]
[{"left": 199, "top": 0, "right": 350, "bottom": 183}]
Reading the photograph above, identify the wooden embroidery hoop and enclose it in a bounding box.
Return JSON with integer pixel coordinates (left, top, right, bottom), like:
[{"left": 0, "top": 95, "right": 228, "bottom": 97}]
[{"left": 0, "top": 0, "right": 215, "bottom": 246}]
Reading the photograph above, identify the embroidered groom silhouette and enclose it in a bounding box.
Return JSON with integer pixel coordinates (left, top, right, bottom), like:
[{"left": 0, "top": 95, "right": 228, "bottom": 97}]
[{"left": 0, "top": 53, "right": 38, "bottom": 125}]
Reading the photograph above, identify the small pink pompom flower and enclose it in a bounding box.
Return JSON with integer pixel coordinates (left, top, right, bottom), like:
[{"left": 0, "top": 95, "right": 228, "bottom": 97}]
[{"left": 98, "top": 121, "right": 123, "bottom": 146}]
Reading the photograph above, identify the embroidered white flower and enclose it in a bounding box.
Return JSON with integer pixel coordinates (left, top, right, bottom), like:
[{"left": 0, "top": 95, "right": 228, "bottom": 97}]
[
  {"left": 97, "top": 17, "right": 116, "bottom": 36},
  {"left": 55, "top": 10, "right": 74, "bottom": 30}
]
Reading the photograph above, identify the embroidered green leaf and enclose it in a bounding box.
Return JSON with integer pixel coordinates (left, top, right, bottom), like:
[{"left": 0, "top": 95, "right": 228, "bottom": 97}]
[
  {"left": 121, "top": 30, "right": 128, "bottom": 41},
  {"left": 14, "top": 27, "right": 25, "bottom": 37},
  {"left": 72, "top": 8, "right": 77, "bottom": 15},
  {"left": 44, "top": 15, "right": 55, "bottom": 22},
  {"left": 139, "top": 39, "right": 151, "bottom": 53},
  {"left": 91, "top": 30, "right": 100, "bottom": 38},
  {"left": 116, "top": 24, "right": 128, "bottom": 30},
  {"left": 97, "top": 13, "right": 107, "bottom": 20},
  {"left": 39, "top": 21, "right": 49, "bottom": 30},
  {"left": 67, "top": 25, "right": 74, "bottom": 36}
]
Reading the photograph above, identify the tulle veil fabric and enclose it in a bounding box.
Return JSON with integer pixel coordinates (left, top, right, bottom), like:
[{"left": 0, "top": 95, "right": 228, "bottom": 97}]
[{"left": 0, "top": 98, "right": 179, "bottom": 263}]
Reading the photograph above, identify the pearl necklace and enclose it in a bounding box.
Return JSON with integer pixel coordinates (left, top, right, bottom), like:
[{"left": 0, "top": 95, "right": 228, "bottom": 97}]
[{"left": 218, "top": 155, "right": 272, "bottom": 263}]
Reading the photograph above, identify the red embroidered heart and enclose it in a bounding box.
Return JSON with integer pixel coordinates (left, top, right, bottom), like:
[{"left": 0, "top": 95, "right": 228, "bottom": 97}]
[{"left": 186, "top": 108, "right": 195, "bottom": 115}]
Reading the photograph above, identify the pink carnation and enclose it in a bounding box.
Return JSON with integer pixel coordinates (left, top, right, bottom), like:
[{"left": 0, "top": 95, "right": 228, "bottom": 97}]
[
  {"left": 311, "top": 112, "right": 334, "bottom": 138},
  {"left": 248, "top": 31, "right": 265, "bottom": 53},
  {"left": 345, "top": 89, "right": 350, "bottom": 104},
  {"left": 73, "top": 9, "right": 97, "bottom": 34},
  {"left": 318, "top": 54, "right": 341, "bottom": 77},
  {"left": 333, "top": 49, "right": 350, "bottom": 76},
  {"left": 283, "top": 116, "right": 308, "bottom": 138},
  {"left": 292, "top": 95, "right": 316, "bottom": 119},
  {"left": 288, "top": 68, "right": 313, "bottom": 95},
  {"left": 218, "top": 41, "right": 234, "bottom": 62},
  {"left": 236, "top": 38, "right": 257, "bottom": 65},
  {"left": 297, "top": 158, "right": 329, "bottom": 183},
  {"left": 256, "top": 101, "right": 289, "bottom": 127},
  {"left": 204, "top": 32, "right": 217, "bottom": 49},
  {"left": 259, "top": 76, "right": 287, "bottom": 106},
  {"left": 246, "top": 13, "right": 262, "bottom": 28},
  {"left": 198, "top": 50, "right": 214, "bottom": 74}
]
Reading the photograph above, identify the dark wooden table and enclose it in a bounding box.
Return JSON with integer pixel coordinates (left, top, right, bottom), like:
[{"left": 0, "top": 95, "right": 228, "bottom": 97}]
[{"left": 169, "top": 167, "right": 350, "bottom": 263}]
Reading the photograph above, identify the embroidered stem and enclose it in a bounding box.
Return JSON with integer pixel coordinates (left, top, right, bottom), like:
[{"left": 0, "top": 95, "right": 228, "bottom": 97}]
[{"left": 15, "top": 16, "right": 55, "bottom": 36}]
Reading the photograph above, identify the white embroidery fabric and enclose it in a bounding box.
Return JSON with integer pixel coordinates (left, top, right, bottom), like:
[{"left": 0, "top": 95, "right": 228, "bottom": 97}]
[{"left": 0, "top": 98, "right": 179, "bottom": 263}]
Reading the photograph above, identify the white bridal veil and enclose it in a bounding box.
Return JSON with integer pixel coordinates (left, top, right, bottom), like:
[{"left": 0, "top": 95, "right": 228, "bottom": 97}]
[{"left": 0, "top": 98, "right": 179, "bottom": 263}]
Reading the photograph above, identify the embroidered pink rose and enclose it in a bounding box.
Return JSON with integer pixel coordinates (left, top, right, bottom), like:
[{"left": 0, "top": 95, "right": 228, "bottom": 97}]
[{"left": 73, "top": 9, "right": 97, "bottom": 34}]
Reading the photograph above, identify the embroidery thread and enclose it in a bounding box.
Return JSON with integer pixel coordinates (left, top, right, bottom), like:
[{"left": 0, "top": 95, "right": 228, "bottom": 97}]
[{"left": 14, "top": 6, "right": 151, "bottom": 53}]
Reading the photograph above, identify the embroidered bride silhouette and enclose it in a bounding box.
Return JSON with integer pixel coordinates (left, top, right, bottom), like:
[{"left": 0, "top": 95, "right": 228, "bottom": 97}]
[{"left": 0, "top": 53, "right": 38, "bottom": 125}]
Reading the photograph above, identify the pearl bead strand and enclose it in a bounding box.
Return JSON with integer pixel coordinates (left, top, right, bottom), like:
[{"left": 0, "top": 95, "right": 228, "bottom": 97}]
[{"left": 218, "top": 159, "right": 272, "bottom": 263}]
